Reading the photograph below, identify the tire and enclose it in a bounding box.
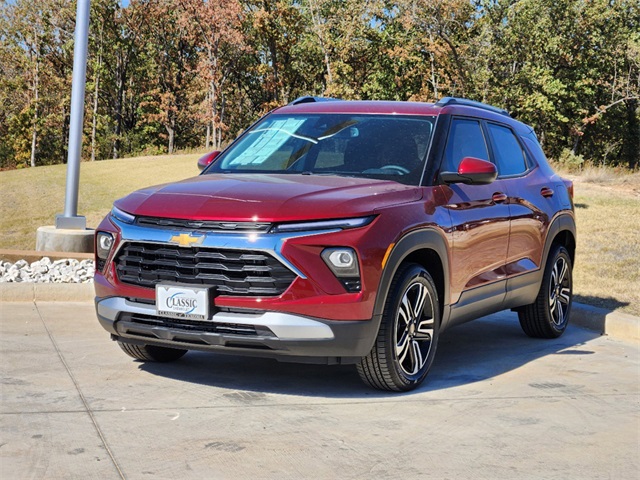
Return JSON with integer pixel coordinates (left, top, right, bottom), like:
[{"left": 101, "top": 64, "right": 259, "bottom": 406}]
[
  {"left": 117, "top": 341, "right": 188, "bottom": 362},
  {"left": 518, "top": 245, "right": 573, "bottom": 338},
  {"left": 357, "top": 263, "right": 440, "bottom": 392}
]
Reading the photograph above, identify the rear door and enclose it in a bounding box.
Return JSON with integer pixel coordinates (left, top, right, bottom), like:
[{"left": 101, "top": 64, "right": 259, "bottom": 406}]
[{"left": 483, "top": 122, "right": 552, "bottom": 306}]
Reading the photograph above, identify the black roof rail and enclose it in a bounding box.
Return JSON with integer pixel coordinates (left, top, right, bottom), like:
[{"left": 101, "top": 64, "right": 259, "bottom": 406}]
[
  {"left": 289, "top": 96, "right": 340, "bottom": 105},
  {"left": 435, "top": 97, "right": 510, "bottom": 117}
]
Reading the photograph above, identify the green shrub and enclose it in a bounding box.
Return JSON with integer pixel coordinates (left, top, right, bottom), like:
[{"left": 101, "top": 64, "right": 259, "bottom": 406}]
[{"left": 558, "top": 148, "right": 585, "bottom": 171}]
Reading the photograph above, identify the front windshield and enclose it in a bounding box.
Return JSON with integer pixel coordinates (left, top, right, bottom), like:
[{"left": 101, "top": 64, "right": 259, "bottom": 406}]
[{"left": 204, "top": 114, "right": 435, "bottom": 186}]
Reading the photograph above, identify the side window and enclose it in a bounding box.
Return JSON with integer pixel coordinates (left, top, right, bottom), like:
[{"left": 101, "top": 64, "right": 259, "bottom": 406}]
[
  {"left": 521, "top": 136, "right": 545, "bottom": 167},
  {"left": 486, "top": 123, "right": 527, "bottom": 176},
  {"left": 443, "top": 119, "right": 489, "bottom": 172}
]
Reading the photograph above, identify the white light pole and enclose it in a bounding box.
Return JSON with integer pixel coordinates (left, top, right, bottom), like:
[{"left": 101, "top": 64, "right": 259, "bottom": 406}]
[{"left": 56, "top": 0, "right": 91, "bottom": 230}]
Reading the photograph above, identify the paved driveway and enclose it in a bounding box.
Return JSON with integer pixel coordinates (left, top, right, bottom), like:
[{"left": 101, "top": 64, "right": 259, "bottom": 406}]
[{"left": 1, "top": 301, "right": 638, "bottom": 479}]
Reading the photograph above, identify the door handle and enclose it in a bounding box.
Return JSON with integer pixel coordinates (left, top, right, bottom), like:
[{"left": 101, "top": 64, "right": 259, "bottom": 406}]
[
  {"left": 492, "top": 192, "right": 508, "bottom": 203},
  {"left": 540, "top": 187, "right": 554, "bottom": 198}
]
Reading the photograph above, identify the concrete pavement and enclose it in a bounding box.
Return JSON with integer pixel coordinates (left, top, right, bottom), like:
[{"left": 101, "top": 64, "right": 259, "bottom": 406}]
[{"left": 1, "top": 301, "right": 638, "bottom": 479}]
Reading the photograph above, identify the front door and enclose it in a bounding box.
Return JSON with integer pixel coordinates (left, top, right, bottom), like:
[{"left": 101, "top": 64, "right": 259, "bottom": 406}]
[{"left": 439, "top": 117, "right": 511, "bottom": 320}]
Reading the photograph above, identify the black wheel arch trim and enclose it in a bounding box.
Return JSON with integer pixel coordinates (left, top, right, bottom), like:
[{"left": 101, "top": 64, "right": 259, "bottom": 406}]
[
  {"left": 543, "top": 213, "right": 576, "bottom": 266},
  {"left": 373, "top": 228, "right": 450, "bottom": 321},
  {"left": 506, "top": 212, "right": 576, "bottom": 311}
]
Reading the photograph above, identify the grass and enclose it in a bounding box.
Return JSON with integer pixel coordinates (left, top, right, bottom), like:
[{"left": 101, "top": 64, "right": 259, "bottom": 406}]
[
  {"left": 570, "top": 177, "right": 640, "bottom": 316},
  {"left": 1, "top": 156, "right": 638, "bottom": 316},
  {"left": 576, "top": 165, "right": 640, "bottom": 191},
  {"left": 0, "top": 154, "right": 200, "bottom": 251}
]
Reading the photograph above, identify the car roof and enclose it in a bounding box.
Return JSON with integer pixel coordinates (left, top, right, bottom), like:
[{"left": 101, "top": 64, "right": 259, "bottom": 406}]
[
  {"left": 275, "top": 100, "right": 532, "bottom": 134},
  {"left": 277, "top": 100, "right": 440, "bottom": 116}
]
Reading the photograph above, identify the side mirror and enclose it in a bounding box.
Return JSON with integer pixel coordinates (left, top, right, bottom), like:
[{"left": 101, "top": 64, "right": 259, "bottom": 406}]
[
  {"left": 440, "top": 157, "right": 497, "bottom": 185},
  {"left": 197, "top": 151, "right": 221, "bottom": 171}
]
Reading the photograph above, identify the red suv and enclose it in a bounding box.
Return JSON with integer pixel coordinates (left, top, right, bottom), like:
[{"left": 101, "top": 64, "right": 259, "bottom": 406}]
[{"left": 94, "top": 97, "right": 576, "bottom": 391}]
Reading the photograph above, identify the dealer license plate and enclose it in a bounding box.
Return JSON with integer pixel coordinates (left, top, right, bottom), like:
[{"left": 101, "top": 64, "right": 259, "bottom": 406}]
[{"left": 156, "top": 285, "right": 210, "bottom": 321}]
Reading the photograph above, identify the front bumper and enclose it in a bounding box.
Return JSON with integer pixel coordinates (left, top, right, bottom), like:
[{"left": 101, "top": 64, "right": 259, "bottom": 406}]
[{"left": 96, "top": 296, "right": 380, "bottom": 364}]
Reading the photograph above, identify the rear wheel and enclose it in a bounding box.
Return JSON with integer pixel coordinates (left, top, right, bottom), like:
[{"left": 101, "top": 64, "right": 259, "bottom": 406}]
[
  {"left": 518, "top": 245, "right": 573, "bottom": 338},
  {"left": 117, "top": 341, "right": 188, "bottom": 362},
  {"left": 357, "top": 263, "right": 440, "bottom": 392}
]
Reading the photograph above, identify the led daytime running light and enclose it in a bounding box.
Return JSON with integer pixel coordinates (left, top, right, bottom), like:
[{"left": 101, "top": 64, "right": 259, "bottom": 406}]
[
  {"left": 111, "top": 206, "right": 135, "bottom": 224},
  {"left": 271, "top": 216, "right": 374, "bottom": 233}
]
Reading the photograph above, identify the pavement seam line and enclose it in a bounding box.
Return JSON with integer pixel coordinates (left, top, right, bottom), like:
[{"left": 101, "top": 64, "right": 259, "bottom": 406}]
[
  {"left": 1, "top": 391, "right": 636, "bottom": 416},
  {"left": 33, "top": 301, "right": 127, "bottom": 480}
]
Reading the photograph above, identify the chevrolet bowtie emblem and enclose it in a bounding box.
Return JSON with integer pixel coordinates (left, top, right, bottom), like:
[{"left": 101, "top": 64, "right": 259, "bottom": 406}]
[{"left": 168, "top": 233, "right": 205, "bottom": 247}]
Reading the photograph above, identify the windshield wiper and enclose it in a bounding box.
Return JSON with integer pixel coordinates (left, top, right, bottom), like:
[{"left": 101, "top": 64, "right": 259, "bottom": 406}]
[
  {"left": 250, "top": 120, "right": 358, "bottom": 144},
  {"left": 316, "top": 120, "right": 359, "bottom": 141}
]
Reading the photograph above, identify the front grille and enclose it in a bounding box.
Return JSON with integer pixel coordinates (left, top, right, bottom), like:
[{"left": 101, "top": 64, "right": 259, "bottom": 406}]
[
  {"left": 115, "top": 242, "right": 296, "bottom": 296},
  {"left": 120, "top": 312, "right": 274, "bottom": 337},
  {"left": 135, "top": 216, "right": 272, "bottom": 233}
]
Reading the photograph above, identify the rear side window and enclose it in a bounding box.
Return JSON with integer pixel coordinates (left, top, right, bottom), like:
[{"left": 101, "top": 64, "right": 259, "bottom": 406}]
[
  {"left": 443, "top": 119, "right": 489, "bottom": 172},
  {"left": 486, "top": 123, "right": 527, "bottom": 176}
]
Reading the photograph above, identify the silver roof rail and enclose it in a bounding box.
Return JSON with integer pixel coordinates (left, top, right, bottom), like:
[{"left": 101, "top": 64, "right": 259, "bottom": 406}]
[
  {"left": 289, "top": 96, "right": 341, "bottom": 105},
  {"left": 436, "top": 97, "right": 510, "bottom": 117}
]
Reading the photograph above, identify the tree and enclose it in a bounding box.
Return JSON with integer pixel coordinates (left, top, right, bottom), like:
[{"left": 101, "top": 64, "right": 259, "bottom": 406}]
[
  {"left": 0, "top": 0, "right": 75, "bottom": 169},
  {"left": 472, "top": 0, "right": 639, "bottom": 165},
  {"left": 395, "top": 0, "right": 478, "bottom": 100},
  {"left": 178, "top": 0, "right": 246, "bottom": 149},
  {"left": 0, "top": 0, "right": 636, "bottom": 169},
  {"left": 136, "top": 0, "right": 200, "bottom": 154}
]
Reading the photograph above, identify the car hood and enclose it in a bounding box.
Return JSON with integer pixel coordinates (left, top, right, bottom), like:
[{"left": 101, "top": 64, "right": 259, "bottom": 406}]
[{"left": 114, "top": 174, "right": 422, "bottom": 222}]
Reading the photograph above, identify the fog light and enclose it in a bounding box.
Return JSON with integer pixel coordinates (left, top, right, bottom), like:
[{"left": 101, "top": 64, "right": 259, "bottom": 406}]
[
  {"left": 330, "top": 251, "right": 354, "bottom": 268},
  {"left": 321, "top": 248, "right": 361, "bottom": 292},
  {"left": 322, "top": 248, "right": 359, "bottom": 276}
]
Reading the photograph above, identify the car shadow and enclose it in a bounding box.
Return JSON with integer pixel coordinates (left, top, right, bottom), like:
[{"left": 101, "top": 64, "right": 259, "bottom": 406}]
[
  {"left": 138, "top": 311, "right": 601, "bottom": 398},
  {"left": 574, "top": 295, "right": 629, "bottom": 312}
]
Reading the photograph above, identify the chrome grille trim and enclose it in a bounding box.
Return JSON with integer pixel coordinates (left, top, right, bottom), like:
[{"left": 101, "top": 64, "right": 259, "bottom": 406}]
[{"left": 136, "top": 216, "right": 272, "bottom": 233}]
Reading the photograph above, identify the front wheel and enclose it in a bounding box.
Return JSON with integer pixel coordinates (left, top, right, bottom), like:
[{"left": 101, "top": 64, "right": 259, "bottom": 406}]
[
  {"left": 518, "top": 245, "right": 573, "bottom": 338},
  {"left": 117, "top": 341, "right": 188, "bottom": 362},
  {"left": 357, "top": 263, "right": 440, "bottom": 392}
]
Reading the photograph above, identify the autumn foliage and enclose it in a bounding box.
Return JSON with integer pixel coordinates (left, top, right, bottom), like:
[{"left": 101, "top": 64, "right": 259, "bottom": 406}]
[{"left": 0, "top": 0, "right": 638, "bottom": 169}]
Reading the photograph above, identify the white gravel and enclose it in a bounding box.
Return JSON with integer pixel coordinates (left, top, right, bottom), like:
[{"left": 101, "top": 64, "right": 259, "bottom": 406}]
[{"left": 0, "top": 258, "right": 95, "bottom": 283}]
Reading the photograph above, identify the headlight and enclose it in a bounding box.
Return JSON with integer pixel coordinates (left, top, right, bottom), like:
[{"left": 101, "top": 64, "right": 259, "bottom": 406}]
[
  {"left": 110, "top": 206, "right": 135, "bottom": 224},
  {"left": 321, "top": 247, "right": 361, "bottom": 292},
  {"left": 96, "top": 232, "right": 114, "bottom": 271},
  {"left": 270, "top": 216, "right": 374, "bottom": 234}
]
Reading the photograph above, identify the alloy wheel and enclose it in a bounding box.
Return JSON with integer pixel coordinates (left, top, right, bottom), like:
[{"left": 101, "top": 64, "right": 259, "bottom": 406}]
[
  {"left": 548, "top": 256, "right": 571, "bottom": 327},
  {"left": 394, "top": 281, "right": 435, "bottom": 376}
]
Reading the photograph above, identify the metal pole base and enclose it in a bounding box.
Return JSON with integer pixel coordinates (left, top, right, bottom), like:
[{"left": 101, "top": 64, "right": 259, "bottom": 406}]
[
  {"left": 37, "top": 225, "right": 94, "bottom": 253},
  {"left": 55, "top": 214, "right": 87, "bottom": 230}
]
